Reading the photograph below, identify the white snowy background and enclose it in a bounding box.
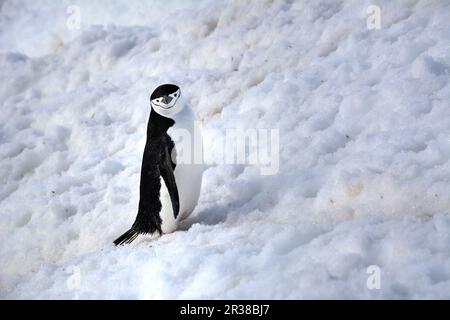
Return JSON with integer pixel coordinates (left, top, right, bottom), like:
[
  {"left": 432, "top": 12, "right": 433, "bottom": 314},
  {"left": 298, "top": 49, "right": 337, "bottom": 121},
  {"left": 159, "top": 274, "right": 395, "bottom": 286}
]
[{"left": 1, "top": 0, "right": 449, "bottom": 299}]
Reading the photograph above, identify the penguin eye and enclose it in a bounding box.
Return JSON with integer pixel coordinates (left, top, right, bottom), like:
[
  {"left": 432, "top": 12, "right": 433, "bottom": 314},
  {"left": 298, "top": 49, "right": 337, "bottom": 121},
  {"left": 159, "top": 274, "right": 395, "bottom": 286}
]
[{"left": 174, "top": 93, "right": 178, "bottom": 97}]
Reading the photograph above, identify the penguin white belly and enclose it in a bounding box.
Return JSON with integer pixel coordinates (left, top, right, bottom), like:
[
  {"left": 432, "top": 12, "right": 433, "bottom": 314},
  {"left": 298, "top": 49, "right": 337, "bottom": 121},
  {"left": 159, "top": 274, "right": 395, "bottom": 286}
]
[
  {"left": 159, "top": 162, "right": 203, "bottom": 233},
  {"left": 158, "top": 180, "right": 176, "bottom": 233},
  {"left": 159, "top": 105, "right": 204, "bottom": 234}
]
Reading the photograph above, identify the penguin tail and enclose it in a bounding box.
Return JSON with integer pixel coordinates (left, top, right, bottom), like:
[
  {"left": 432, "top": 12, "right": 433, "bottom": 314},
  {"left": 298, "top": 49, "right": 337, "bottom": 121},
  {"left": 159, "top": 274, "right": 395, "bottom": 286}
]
[{"left": 113, "top": 229, "right": 140, "bottom": 246}]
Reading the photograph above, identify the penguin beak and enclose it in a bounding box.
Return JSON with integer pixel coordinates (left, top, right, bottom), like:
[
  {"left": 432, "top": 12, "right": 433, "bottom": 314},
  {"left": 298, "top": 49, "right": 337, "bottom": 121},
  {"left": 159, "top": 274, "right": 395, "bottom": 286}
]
[{"left": 162, "top": 96, "right": 173, "bottom": 104}]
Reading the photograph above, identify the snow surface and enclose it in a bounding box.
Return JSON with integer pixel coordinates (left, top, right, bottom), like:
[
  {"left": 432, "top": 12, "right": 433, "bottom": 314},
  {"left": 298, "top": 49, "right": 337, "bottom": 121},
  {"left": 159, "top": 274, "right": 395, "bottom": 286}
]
[{"left": 1, "top": 0, "right": 450, "bottom": 299}]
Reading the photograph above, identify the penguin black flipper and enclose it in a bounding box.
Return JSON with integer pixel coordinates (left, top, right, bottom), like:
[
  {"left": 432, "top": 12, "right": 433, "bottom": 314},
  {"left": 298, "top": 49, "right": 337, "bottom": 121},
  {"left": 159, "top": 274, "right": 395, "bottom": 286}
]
[{"left": 159, "top": 134, "right": 180, "bottom": 219}]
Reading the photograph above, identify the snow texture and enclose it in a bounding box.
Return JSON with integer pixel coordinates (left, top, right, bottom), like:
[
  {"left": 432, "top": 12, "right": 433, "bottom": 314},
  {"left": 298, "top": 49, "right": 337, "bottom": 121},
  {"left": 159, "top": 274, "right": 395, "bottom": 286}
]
[{"left": 0, "top": 0, "right": 450, "bottom": 299}]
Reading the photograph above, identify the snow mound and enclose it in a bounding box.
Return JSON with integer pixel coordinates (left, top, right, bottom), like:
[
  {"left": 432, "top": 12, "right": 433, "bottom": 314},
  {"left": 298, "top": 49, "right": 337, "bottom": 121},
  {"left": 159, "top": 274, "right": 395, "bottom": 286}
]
[{"left": 0, "top": 0, "right": 449, "bottom": 299}]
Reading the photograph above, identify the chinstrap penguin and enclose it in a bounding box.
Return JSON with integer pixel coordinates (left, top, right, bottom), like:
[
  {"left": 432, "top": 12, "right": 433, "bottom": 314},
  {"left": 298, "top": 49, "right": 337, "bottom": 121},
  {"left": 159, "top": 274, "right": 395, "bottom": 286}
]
[{"left": 114, "top": 84, "right": 204, "bottom": 245}]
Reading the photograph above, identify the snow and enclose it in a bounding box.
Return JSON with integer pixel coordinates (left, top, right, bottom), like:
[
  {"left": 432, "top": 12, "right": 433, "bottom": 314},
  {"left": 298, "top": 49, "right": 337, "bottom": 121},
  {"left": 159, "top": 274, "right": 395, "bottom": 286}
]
[{"left": 1, "top": 0, "right": 450, "bottom": 299}]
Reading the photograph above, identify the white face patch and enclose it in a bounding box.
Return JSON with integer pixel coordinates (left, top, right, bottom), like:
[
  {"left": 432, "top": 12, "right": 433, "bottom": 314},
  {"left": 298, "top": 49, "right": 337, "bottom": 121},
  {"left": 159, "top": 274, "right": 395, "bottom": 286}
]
[{"left": 151, "top": 89, "right": 182, "bottom": 117}]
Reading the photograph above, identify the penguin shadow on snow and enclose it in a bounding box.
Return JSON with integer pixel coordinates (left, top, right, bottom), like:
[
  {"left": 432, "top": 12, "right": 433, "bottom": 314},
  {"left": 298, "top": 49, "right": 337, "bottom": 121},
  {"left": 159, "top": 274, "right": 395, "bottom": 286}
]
[
  {"left": 130, "top": 198, "right": 244, "bottom": 245},
  {"left": 178, "top": 165, "right": 258, "bottom": 231},
  {"left": 177, "top": 205, "right": 229, "bottom": 231}
]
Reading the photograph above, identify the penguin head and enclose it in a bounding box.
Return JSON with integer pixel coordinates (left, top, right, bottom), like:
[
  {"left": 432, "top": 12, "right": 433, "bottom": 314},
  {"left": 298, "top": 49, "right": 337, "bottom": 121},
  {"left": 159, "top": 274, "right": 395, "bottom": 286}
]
[{"left": 150, "top": 84, "right": 183, "bottom": 118}]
